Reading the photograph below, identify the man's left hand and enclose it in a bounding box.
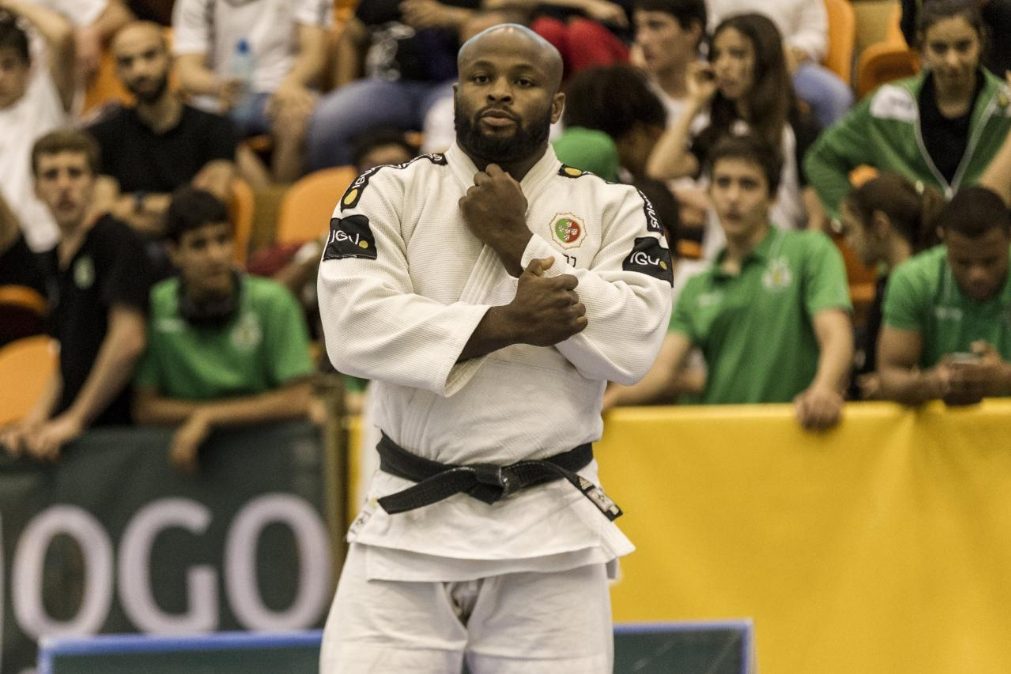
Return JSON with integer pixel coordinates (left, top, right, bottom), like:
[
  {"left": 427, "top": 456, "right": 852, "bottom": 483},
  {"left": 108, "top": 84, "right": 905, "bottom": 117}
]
[
  {"left": 460, "top": 164, "right": 531, "bottom": 275},
  {"left": 24, "top": 414, "right": 84, "bottom": 462},
  {"left": 794, "top": 385, "right": 844, "bottom": 431}
]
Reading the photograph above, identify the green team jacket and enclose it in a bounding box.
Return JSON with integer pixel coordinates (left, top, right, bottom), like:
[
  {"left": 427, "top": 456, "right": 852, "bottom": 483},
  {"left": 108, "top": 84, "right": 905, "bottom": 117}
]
[{"left": 804, "top": 69, "right": 1011, "bottom": 219}]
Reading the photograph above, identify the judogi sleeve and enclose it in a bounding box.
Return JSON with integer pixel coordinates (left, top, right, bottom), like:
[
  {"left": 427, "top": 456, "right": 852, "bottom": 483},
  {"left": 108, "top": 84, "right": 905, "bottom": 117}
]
[
  {"left": 316, "top": 168, "right": 491, "bottom": 396},
  {"left": 521, "top": 185, "right": 673, "bottom": 385}
]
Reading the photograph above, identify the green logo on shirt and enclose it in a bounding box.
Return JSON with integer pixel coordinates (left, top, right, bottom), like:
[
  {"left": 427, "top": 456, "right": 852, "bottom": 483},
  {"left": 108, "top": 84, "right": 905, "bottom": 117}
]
[
  {"left": 74, "top": 256, "right": 95, "bottom": 290},
  {"left": 230, "top": 313, "right": 262, "bottom": 351},
  {"left": 762, "top": 257, "right": 793, "bottom": 291}
]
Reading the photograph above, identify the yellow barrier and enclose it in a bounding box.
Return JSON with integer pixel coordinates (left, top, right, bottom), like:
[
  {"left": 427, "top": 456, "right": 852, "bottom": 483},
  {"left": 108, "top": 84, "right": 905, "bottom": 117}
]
[{"left": 349, "top": 401, "right": 1011, "bottom": 674}]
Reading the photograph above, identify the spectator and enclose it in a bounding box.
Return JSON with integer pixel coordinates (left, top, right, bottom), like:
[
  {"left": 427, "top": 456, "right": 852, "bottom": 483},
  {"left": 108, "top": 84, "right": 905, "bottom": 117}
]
[
  {"left": 0, "top": 128, "right": 150, "bottom": 460},
  {"left": 133, "top": 186, "right": 314, "bottom": 473},
  {"left": 805, "top": 0, "right": 1011, "bottom": 221},
  {"left": 632, "top": 0, "right": 706, "bottom": 120},
  {"left": 647, "top": 12, "right": 823, "bottom": 230},
  {"left": 172, "top": 0, "right": 331, "bottom": 183},
  {"left": 707, "top": 0, "right": 853, "bottom": 127},
  {"left": 901, "top": 0, "right": 1011, "bottom": 77},
  {"left": 558, "top": 64, "right": 667, "bottom": 179},
  {"left": 606, "top": 134, "right": 853, "bottom": 430},
  {"left": 0, "top": 0, "right": 74, "bottom": 253},
  {"left": 877, "top": 185, "right": 1011, "bottom": 406},
  {"left": 839, "top": 173, "right": 944, "bottom": 399},
  {"left": 0, "top": 189, "right": 47, "bottom": 347},
  {"left": 485, "top": 0, "right": 632, "bottom": 77},
  {"left": 37, "top": 0, "right": 133, "bottom": 83},
  {"left": 306, "top": 0, "right": 477, "bottom": 170},
  {"left": 87, "top": 21, "right": 237, "bottom": 238}
]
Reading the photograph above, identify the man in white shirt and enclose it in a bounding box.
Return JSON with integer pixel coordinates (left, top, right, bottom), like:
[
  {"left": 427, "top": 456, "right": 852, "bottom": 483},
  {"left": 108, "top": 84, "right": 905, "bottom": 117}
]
[
  {"left": 317, "top": 23, "right": 672, "bottom": 673},
  {"left": 172, "top": 0, "right": 331, "bottom": 182}
]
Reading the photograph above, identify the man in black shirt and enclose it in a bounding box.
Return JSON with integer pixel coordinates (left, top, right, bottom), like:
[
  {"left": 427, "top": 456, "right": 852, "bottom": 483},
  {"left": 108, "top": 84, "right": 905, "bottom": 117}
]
[
  {"left": 0, "top": 129, "right": 150, "bottom": 461},
  {"left": 88, "top": 21, "right": 237, "bottom": 238}
]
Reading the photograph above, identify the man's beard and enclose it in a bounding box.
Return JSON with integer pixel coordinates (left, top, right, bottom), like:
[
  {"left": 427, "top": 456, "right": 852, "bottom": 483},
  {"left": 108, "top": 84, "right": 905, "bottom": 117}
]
[
  {"left": 128, "top": 73, "right": 170, "bottom": 104},
  {"left": 454, "top": 102, "right": 552, "bottom": 165}
]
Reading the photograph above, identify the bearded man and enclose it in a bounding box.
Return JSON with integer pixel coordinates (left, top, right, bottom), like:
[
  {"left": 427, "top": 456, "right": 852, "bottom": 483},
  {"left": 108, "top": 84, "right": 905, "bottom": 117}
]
[{"left": 316, "top": 23, "right": 673, "bottom": 674}]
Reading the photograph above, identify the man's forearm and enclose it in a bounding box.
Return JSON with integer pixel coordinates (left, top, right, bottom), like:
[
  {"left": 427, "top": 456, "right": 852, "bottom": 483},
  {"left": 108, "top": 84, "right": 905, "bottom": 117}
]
[
  {"left": 176, "top": 54, "right": 224, "bottom": 98},
  {"left": 140, "top": 381, "right": 314, "bottom": 428},
  {"left": 280, "top": 26, "right": 326, "bottom": 90},
  {"left": 65, "top": 310, "right": 146, "bottom": 427},
  {"left": 878, "top": 366, "right": 944, "bottom": 406}
]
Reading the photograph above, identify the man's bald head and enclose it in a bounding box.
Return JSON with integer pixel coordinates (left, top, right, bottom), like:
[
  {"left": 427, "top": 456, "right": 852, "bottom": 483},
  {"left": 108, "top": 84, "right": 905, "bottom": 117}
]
[
  {"left": 458, "top": 24, "right": 563, "bottom": 92},
  {"left": 112, "top": 21, "right": 168, "bottom": 55}
]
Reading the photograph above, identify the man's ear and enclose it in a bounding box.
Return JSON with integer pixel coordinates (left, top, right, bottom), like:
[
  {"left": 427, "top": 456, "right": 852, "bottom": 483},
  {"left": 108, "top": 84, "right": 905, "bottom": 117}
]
[{"left": 551, "top": 92, "right": 565, "bottom": 124}]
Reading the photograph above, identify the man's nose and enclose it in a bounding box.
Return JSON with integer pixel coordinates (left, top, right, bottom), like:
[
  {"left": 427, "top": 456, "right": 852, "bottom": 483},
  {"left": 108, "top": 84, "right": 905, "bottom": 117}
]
[{"left": 488, "top": 77, "right": 512, "bottom": 102}]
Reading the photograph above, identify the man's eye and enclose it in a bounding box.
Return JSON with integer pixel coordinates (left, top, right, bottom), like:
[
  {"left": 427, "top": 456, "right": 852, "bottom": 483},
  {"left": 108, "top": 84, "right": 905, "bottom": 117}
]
[
  {"left": 472, "top": 74, "right": 489, "bottom": 84},
  {"left": 516, "top": 78, "right": 534, "bottom": 87}
]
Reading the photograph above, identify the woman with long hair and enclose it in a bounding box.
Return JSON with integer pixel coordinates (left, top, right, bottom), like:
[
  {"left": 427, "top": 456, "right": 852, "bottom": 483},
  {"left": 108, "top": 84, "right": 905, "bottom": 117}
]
[
  {"left": 805, "top": 0, "right": 1011, "bottom": 221},
  {"left": 646, "top": 12, "right": 821, "bottom": 230},
  {"left": 839, "top": 174, "right": 944, "bottom": 398}
]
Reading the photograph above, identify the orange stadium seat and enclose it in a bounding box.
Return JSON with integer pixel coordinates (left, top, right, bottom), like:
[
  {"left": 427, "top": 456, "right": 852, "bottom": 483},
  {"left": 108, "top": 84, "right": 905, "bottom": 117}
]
[
  {"left": 230, "top": 177, "right": 255, "bottom": 265},
  {"left": 275, "top": 166, "right": 359, "bottom": 245},
  {"left": 0, "top": 336, "right": 57, "bottom": 426},
  {"left": 856, "top": 4, "right": 919, "bottom": 98},
  {"left": 823, "top": 0, "right": 856, "bottom": 85}
]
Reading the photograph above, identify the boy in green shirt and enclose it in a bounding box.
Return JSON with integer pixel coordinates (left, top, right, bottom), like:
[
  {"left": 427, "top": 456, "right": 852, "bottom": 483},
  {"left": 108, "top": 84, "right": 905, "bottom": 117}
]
[
  {"left": 606, "top": 134, "right": 853, "bottom": 429},
  {"left": 879, "top": 185, "right": 1011, "bottom": 406},
  {"left": 133, "top": 187, "right": 314, "bottom": 472}
]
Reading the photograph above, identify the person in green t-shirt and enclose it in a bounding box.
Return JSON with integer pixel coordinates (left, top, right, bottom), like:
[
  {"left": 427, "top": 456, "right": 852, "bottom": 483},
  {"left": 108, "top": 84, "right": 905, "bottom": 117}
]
[
  {"left": 606, "top": 134, "right": 853, "bottom": 429},
  {"left": 878, "top": 185, "right": 1011, "bottom": 406},
  {"left": 133, "top": 187, "right": 314, "bottom": 472}
]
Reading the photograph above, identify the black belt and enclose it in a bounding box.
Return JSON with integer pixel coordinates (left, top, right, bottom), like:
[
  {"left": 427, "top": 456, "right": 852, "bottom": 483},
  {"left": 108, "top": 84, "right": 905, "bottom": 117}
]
[{"left": 376, "top": 432, "right": 622, "bottom": 521}]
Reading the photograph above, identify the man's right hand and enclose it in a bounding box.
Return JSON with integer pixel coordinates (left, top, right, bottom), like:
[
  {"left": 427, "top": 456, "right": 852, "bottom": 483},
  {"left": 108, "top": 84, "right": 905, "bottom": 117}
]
[
  {"left": 502, "top": 257, "right": 587, "bottom": 346},
  {"left": 459, "top": 257, "right": 587, "bottom": 362}
]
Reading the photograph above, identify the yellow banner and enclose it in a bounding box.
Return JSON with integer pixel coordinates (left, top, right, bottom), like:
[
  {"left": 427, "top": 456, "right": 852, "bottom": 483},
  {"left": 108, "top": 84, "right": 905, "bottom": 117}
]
[{"left": 349, "top": 400, "right": 1011, "bottom": 673}]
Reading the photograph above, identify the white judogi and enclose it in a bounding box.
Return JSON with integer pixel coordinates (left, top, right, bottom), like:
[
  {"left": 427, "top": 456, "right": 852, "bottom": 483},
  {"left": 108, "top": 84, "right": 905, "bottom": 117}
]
[{"left": 316, "top": 143, "right": 671, "bottom": 669}]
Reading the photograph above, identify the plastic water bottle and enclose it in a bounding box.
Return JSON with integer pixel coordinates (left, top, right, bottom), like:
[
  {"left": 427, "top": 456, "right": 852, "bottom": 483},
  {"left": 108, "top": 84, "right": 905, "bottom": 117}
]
[{"left": 229, "top": 38, "right": 255, "bottom": 105}]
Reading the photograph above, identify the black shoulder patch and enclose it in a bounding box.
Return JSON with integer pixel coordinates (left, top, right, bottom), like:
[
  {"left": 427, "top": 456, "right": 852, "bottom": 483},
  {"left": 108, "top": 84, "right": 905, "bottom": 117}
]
[
  {"left": 558, "top": 164, "right": 587, "bottom": 178},
  {"left": 322, "top": 214, "right": 377, "bottom": 261},
  {"left": 339, "top": 153, "right": 448, "bottom": 212},
  {"left": 622, "top": 237, "right": 673, "bottom": 285},
  {"left": 635, "top": 189, "right": 664, "bottom": 234}
]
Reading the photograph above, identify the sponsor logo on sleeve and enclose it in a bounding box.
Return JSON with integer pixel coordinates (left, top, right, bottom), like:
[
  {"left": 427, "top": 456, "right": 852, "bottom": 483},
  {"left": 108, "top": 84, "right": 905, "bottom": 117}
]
[
  {"left": 636, "top": 190, "right": 663, "bottom": 234},
  {"left": 323, "top": 214, "right": 378, "bottom": 261},
  {"left": 622, "top": 237, "right": 673, "bottom": 285}
]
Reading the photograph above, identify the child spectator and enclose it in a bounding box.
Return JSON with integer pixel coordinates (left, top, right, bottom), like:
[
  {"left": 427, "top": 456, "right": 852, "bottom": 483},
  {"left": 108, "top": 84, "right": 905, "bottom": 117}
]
[
  {"left": 606, "top": 134, "right": 853, "bottom": 430},
  {"left": 133, "top": 186, "right": 314, "bottom": 473}
]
